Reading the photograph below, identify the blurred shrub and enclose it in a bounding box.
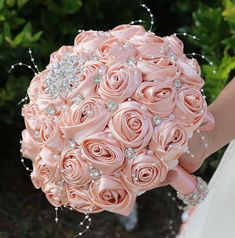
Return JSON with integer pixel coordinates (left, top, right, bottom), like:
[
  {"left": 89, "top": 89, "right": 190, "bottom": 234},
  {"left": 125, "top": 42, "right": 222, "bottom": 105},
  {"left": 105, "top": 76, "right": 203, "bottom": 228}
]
[{"left": 0, "top": 0, "right": 234, "bottom": 170}]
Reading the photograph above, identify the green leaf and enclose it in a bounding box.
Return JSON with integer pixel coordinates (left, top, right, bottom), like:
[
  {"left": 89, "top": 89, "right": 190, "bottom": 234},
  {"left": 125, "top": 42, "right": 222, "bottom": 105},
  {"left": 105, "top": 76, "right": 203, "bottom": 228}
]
[
  {"left": 17, "top": 0, "right": 28, "bottom": 8},
  {"left": 0, "top": 0, "right": 4, "bottom": 10},
  {"left": 3, "top": 22, "right": 12, "bottom": 38},
  {"left": 62, "top": 0, "right": 82, "bottom": 14},
  {"left": 6, "top": 0, "right": 15, "bottom": 7}
]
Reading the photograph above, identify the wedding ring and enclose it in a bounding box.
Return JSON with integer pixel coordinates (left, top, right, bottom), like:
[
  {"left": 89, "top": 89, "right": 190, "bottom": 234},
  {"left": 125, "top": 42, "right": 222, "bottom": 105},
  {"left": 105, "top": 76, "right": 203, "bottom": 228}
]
[{"left": 176, "top": 176, "right": 209, "bottom": 207}]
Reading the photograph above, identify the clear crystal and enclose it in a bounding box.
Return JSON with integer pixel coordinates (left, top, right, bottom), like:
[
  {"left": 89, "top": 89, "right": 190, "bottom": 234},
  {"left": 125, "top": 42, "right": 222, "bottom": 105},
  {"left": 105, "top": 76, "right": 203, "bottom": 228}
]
[
  {"left": 73, "top": 95, "right": 83, "bottom": 104},
  {"left": 168, "top": 51, "right": 177, "bottom": 60},
  {"left": 90, "top": 168, "right": 101, "bottom": 180},
  {"left": 174, "top": 80, "right": 182, "bottom": 90},
  {"left": 89, "top": 55, "right": 99, "bottom": 61},
  {"left": 126, "top": 57, "right": 137, "bottom": 66},
  {"left": 93, "top": 73, "right": 102, "bottom": 84},
  {"left": 124, "top": 148, "right": 136, "bottom": 159},
  {"left": 44, "top": 52, "right": 85, "bottom": 98},
  {"left": 107, "top": 101, "right": 118, "bottom": 111},
  {"left": 68, "top": 139, "right": 76, "bottom": 149},
  {"left": 34, "top": 131, "right": 40, "bottom": 138},
  {"left": 153, "top": 115, "right": 162, "bottom": 126},
  {"left": 47, "top": 106, "right": 56, "bottom": 115}
]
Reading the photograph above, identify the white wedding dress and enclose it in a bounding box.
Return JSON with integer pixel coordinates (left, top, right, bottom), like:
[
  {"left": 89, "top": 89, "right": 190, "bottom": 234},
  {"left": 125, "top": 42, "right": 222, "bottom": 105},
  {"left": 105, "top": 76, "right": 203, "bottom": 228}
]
[{"left": 177, "top": 139, "right": 235, "bottom": 238}]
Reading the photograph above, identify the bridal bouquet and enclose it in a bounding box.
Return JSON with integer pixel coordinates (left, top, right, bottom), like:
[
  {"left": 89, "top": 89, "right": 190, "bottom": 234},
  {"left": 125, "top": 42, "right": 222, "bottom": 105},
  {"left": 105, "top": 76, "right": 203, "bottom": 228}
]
[{"left": 20, "top": 23, "right": 213, "bottom": 217}]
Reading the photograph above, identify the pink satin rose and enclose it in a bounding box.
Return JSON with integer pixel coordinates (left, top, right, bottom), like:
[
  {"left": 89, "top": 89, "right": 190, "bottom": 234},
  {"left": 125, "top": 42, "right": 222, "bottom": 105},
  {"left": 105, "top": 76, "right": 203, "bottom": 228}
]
[
  {"left": 109, "top": 101, "right": 153, "bottom": 150},
  {"left": 27, "top": 73, "right": 41, "bottom": 101},
  {"left": 39, "top": 117, "right": 65, "bottom": 152},
  {"left": 49, "top": 45, "right": 74, "bottom": 63},
  {"left": 121, "top": 149, "right": 169, "bottom": 192},
  {"left": 137, "top": 55, "right": 181, "bottom": 82},
  {"left": 81, "top": 130, "right": 126, "bottom": 175},
  {"left": 43, "top": 181, "right": 68, "bottom": 207},
  {"left": 131, "top": 31, "right": 166, "bottom": 56},
  {"left": 133, "top": 81, "right": 177, "bottom": 116},
  {"left": 67, "top": 60, "right": 107, "bottom": 100},
  {"left": 149, "top": 119, "right": 188, "bottom": 162},
  {"left": 110, "top": 24, "right": 146, "bottom": 40},
  {"left": 173, "top": 87, "right": 207, "bottom": 133},
  {"left": 60, "top": 97, "right": 111, "bottom": 144},
  {"left": 66, "top": 184, "right": 103, "bottom": 213},
  {"left": 95, "top": 38, "right": 137, "bottom": 64},
  {"left": 21, "top": 129, "right": 42, "bottom": 161},
  {"left": 178, "top": 58, "right": 204, "bottom": 89},
  {"left": 88, "top": 175, "right": 136, "bottom": 216},
  {"left": 30, "top": 147, "right": 60, "bottom": 189},
  {"left": 59, "top": 148, "right": 91, "bottom": 186},
  {"left": 164, "top": 35, "right": 185, "bottom": 58},
  {"left": 98, "top": 62, "right": 142, "bottom": 103},
  {"left": 74, "top": 30, "right": 111, "bottom": 51}
]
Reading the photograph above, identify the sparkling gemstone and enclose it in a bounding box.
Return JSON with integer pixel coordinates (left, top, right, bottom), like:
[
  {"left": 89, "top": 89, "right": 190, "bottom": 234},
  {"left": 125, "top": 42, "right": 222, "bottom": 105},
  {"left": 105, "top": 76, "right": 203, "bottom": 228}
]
[
  {"left": 89, "top": 55, "right": 99, "bottom": 61},
  {"left": 126, "top": 57, "right": 137, "bottom": 66},
  {"left": 47, "top": 106, "right": 56, "bottom": 115},
  {"left": 34, "top": 131, "right": 40, "bottom": 138},
  {"left": 174, "top": 80, "right": 182, "bottom": 90},
  {"left": 107, "top": 101, "right": 118, "bottom": 111},
  {"left": 73, "top": 95, "right": 83, "bottom": 104},
  {"left": 168, "top": 51, "right": 177, "bottom": 60},
  {"left": 68, "top": 139, "right": 76, "bottom": 149},
  {"left": 124, "top": 148, "right": 136, "bottom": 159},
  {"left": 153, "top": 115, "right": 162, "bottom": 126},
  {"left": 90, "top": 168, "right": 101, "bottom": 180},
  {"left": 93, "top": 73, "right": 102, "bottom": 84}
]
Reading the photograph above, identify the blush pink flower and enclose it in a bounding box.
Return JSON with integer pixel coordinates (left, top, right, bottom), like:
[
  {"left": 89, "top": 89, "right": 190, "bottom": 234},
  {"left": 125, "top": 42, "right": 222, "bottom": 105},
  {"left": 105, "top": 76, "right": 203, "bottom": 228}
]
[
  {"left": 88, "top": 175, "right": 136, "bottom": 216},
  {"left": 121, "top": 149, "right": 169, "bottom": 192},
  {"left": 109, "top": 101, "right": 153, "bottom": 151}
]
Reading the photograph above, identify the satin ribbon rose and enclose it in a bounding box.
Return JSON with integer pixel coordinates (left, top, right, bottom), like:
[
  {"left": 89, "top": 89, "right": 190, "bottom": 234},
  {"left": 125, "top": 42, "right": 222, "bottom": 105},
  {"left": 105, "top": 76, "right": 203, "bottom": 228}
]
[
  {"left": 98, "top": 62, "right": 142, "bottom": 103},
  {"left": 67, "top": 60, "right": 107, "bottom": 100},
  {"left": 108, "top": 101, "right": 153, "bottom": 151},
  {"left": 95, "top": 38, "right": 137, "bottom": 65},
  {"left": 30, "top": 147, "right": 60, "bottom": 189},
  {"left": 59, "top": 148, "right": 91, "bottom": 186},
  {"left": 173, "top": 86, "right": 207, "bottom": 134},
  {"left": 60, "top": 97, "right": 111, "bottom": 144},
  {"left": 133, "top": 81, "right": 177, "bottom": 116},
  {"left": 137, "top": 54, "right": 181, "bottom": 82},
  {"left": 110, "top": 24, "right": 146, "bottom": 40},
  {"left": 39, "top": 116, "right": 65, "bottom": 152},
  {"left": 177, "top": 58, "right": 204, "bottom": 89},
  {"left": 27, "top": 73, "right": 41, "bottom": 101},
  {"left": 121, "top": 149, "right": 169, "bottom": 192},
  {"left": 22, "top": 102, "right": 46, "bottom": 141},
  {"left": 88, "top": 175, "right": 136, "bottom": 216},
  {"left": 131, "top": 31, "right": 165, "bottom": 57},
  {"left": 149, "top": 118, "right": 188, "bottom": 163},
  {"left": 81, "top": 130, "right": 126, "bottom": 175},
  {"left": 164, "top": 35, "right": 185, "bottom": 58},
  {"left": 67, "top": 184, "right": 103, "bottom": 213},
  {"left": 21, "top": 129, "right": 42, "bottom": 160},
  {"left": 43, "top": 181, "right": 68, "bottom": 207},
  {"left": 74, "top": 30, "right": 111, "bottom": 52}
]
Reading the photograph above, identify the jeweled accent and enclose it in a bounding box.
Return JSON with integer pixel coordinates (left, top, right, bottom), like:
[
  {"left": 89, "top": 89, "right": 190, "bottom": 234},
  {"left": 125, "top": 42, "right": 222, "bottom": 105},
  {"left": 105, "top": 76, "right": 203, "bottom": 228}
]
[
  {"left": 89, "top": 55, "right": 99, "bottom": 61},
  {"left": 153, "top": 115, "right": 162, "bottom": 126},
  {"left": 34, "top": 131, "right": 40, "bottom": 138},
  {"left": 176, "top": 176, "right": 209, "bottom": 207},
  {"left": 174, "top": 80, "right": 182, "bottom": 90},
  {"left": 168, "top": 51, "right": 177, "bottom": 60},
  {"left": 47, "top": 106, "right": 56, "bottom": 115},
  {"left": 93, "top": 73, "right": 102, "bottom": 84},
  {"left": 68, "top": 139, "right": 76, "bottom": 149},
  {"left": 45, "top": 52, "right": 85, "bottom": 98},
  {"left": 107, "top": 101, "right": 118, "bottom": 111},
  {"left": 73, "top": 95, "right": 83, "bottom": 104},
  {"left": 124, "top": 148, "right": 136, "bottom": 159},
  {"left": 90, "top": 168, "right": 101, "bottom": 180},
  {"left": 126, "top": 57, "right": 137, "bottom": 66}
]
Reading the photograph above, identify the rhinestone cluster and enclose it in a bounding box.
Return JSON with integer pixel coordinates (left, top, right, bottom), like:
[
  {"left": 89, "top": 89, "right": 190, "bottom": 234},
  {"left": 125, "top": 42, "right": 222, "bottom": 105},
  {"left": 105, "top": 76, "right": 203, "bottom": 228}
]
[
  {"left": 90, "top": 168, "right": 101, "bottom": 180},
  {"left": 107, "top": 101, "right": 118, "bottom": 112},
  {"left": 153, "top": 115, "right": 162, "bottom": 126},
  {"left": 44, "top": 52, "right": 85, "bottom": 98},
  {"left": 176, "top": 176, "right": 209, "bottom": 207},
  {"left": 124, "top": 148, "right": 136, "bottom": 159}
]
